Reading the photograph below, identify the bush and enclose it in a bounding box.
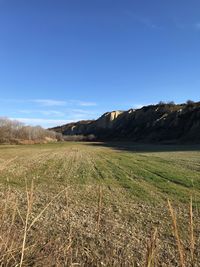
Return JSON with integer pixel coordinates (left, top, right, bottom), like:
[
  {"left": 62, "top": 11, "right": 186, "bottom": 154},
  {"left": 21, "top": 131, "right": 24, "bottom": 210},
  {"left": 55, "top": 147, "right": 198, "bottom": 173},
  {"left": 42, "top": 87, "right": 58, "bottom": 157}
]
[{"left": 63, "top": 134, "right": 96, "bottom": 142}]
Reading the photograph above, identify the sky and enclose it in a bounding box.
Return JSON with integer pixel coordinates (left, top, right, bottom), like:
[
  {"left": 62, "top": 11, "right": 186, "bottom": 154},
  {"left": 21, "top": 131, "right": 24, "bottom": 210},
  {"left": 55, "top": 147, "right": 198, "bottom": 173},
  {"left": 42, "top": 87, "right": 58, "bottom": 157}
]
[{"left": 0, "top": 0, "right": 200, "bottom": 128}]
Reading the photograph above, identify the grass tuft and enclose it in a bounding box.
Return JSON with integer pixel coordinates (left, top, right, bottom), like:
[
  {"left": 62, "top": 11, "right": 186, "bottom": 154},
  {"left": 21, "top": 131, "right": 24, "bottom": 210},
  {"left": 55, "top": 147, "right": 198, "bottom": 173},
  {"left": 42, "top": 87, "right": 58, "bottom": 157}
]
[{"left": 167, "top": 199, "right": 185, "bottom": 267}]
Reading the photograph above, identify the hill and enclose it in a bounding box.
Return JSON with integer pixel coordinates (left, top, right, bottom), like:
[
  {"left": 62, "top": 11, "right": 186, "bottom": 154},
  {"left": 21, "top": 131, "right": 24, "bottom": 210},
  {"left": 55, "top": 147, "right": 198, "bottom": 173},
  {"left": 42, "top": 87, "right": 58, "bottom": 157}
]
[{"left": 51, "top": 101, "right": 200, "bottom": 143}]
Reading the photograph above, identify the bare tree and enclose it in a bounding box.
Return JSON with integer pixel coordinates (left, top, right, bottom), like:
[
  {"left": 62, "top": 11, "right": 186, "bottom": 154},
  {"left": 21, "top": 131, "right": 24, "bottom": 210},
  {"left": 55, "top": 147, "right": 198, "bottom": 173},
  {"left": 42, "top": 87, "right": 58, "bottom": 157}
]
[{"left": 0, "top": 117, "right": 62, "bottom": 144}]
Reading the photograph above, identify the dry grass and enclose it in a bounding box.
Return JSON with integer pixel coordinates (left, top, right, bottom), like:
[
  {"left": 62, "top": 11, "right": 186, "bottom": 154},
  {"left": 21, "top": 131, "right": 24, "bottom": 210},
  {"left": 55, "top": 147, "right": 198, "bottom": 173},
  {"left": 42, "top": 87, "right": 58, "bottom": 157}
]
[
  {"left": 189, "top": 197, "right": 195, "bottom": 265},
  {"left": 0, "top": 142, "right": 200, "bottom": 266},
  {"left": 0, "top": 185, "right": 199, "bottom": 266},
  {"left": 96, "top": 185, "right": 103, "bottom": 231},
  {"left": 167, "top": 200, "right": 185, "bottom": 267},
  {"left": 146, "top": 227, "right": 158, "bottom": 267}
]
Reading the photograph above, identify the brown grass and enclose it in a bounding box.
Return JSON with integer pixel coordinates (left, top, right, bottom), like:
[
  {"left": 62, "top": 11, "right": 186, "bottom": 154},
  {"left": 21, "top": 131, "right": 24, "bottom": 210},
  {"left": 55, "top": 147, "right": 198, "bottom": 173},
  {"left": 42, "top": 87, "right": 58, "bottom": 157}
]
[
  {"left": 96, "top": 185, "right": 103, "bottom": 231},
  {"left": 167, "top": 199, "right": 185, "bottom": 267},
  {"left": 189, "top": 196, "right": 195, "bottom": 265},
  {"left": 146, "top": 227, "right": 158, "bottom": 267},
  {"left": 0, "top": 186, "right": 199, "bottom": 266},
  {"left": 19, "top": 179, "right": 34, "bottom": 267}
]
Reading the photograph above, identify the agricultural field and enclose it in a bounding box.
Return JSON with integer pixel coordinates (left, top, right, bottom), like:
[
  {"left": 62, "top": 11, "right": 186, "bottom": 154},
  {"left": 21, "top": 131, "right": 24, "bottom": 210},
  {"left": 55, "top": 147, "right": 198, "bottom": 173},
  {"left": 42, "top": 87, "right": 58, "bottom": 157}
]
[{"left": 0, "top": 142, "right": 200, "bottom": 266}]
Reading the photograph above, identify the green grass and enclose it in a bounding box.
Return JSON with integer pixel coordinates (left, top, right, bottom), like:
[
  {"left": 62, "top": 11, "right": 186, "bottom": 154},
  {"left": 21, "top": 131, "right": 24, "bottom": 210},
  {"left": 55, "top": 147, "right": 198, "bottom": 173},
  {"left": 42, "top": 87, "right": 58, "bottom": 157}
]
[{"left": 0, "top": 142, "right": 200, "bottom": 204}]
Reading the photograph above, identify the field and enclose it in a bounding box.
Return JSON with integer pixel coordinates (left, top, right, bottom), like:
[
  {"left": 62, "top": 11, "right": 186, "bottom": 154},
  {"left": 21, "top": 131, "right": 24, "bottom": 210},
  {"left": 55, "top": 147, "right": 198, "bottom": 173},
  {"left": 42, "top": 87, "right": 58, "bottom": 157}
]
[{"left": 0, "top": 142, "right": 200, "bottom": 266}]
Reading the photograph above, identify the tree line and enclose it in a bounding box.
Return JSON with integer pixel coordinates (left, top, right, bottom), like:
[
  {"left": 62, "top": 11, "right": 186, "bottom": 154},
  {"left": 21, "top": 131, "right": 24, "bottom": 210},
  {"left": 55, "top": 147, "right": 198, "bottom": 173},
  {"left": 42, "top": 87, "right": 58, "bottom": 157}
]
[{"left": 0, "top": 117, "right": 63, "bottom": 144}]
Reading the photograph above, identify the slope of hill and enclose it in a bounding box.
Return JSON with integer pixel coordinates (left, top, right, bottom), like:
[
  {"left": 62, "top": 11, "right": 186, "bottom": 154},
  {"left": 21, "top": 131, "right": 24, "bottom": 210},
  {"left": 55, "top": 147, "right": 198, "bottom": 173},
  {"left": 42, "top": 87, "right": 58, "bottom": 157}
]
[{"left": 51, "top": 101, "right": 200, "bottom": 143}]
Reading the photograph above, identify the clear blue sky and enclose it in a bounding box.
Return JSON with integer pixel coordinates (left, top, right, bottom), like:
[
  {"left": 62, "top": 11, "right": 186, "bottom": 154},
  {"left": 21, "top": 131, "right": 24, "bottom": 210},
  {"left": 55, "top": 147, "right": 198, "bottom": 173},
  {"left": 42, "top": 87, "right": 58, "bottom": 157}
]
[{"left": 0, "top": 0, "right": 200, "bottom": 127}]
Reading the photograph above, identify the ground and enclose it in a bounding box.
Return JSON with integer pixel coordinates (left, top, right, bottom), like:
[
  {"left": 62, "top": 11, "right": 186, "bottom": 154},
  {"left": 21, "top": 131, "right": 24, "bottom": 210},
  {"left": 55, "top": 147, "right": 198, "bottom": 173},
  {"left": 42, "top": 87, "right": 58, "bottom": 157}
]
[{"left": 0, "top": 142, "right": 200, "bottom": 266}]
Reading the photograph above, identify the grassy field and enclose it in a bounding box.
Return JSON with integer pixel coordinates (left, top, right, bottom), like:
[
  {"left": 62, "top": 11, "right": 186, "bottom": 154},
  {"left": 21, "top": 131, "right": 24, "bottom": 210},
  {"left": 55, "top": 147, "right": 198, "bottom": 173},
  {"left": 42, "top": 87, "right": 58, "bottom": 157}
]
[{"left": 0, "top": 142, "right": 200, "bottom": 266}]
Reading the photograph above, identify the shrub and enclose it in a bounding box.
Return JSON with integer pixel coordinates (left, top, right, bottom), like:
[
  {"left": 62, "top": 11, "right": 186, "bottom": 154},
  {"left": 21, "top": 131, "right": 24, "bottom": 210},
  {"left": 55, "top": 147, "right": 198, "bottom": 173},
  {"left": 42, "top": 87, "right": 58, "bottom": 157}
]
[{"left": 0, "top": 117, "right": 61, "bottom": 144}]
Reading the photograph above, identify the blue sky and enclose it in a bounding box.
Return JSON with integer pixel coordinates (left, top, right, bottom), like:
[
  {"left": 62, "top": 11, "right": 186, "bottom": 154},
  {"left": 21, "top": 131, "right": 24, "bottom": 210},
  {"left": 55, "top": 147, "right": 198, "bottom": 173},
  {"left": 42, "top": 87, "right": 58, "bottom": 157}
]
[{"left": 0, "top": 0, "right": 200, "bottom": 127}]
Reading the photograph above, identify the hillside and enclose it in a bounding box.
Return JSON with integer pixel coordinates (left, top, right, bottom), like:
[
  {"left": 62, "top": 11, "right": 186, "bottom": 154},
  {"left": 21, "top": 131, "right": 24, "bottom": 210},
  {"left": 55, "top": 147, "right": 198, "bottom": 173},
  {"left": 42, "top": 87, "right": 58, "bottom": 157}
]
[{"left": 51, "top": 101, "right": 200, "bottom": 143}]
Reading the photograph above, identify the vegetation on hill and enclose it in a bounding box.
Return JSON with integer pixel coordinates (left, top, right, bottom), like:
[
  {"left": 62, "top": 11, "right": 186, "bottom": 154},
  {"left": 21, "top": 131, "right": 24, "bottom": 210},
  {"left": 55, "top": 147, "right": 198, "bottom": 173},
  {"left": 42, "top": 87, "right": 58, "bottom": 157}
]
[{"left": 51, "top": 101, "right": 200, "bottom": 143}]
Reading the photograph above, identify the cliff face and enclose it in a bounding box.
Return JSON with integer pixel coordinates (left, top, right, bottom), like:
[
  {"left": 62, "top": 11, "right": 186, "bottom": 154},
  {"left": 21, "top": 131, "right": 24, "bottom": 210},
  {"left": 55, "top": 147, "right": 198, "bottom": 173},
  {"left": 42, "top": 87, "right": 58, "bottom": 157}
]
[
  {"left": 95, "top": 111, "right": 124, "bottom": 129},
  {"left": 51, "top": 102, "right": 200, "bottom": 143},
  {"left": 52, "top": 120, "right": 94, "bottom": 136}
]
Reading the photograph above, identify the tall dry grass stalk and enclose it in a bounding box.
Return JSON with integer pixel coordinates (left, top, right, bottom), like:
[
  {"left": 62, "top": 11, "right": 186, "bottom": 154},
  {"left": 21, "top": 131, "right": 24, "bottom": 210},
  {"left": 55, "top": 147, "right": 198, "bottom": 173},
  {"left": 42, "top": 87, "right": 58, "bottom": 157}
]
[
  {"left": 167, "top": 200, "right": 185, "bottom": 267},
  {"left": 18, "top": 180, "right": 66, "bottom": 267},
  {"left": 189, "top": 196, "right": 195, "bottom": 264},
  {"left": 0, "top": 181, "right": 198, "bottom": 266},
  {"left": 146, "top": 228, "right": 158, "bottom": 267},
  {"left": 97, "top": 185, "right": 103, "bottom": 230},
  {"left": 27, "top": 188, "right": 66, "bottom": 232},
  {"left": 19, "top": 179, "right": 34, "bottom": 267},
  {"left": 0, "top": 191, "right": 18, "bottom": 265}
]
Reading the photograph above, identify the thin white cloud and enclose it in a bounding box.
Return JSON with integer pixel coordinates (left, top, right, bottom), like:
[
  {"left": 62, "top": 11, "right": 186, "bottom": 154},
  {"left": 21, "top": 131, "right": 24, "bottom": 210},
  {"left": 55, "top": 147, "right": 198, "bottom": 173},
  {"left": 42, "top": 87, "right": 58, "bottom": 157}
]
[
  {"left": 135, "top": 16, "right": 159, "bottom": 29},
  {"left": 33, "top": 99, "right": 67, "bottom": 107},
  {"left": 41, "top": 110, "right": 66, "bottom": 116},
  {"left": 194, "top": 22, "right": 200, "bottom": 30},
  {"left": 2, "top": 98, "right": 99, "bottom": 127},
  {"left": 17, "top": 108, "right": 97, "bottom": 118},
  {"left": 175, "top": 21, "right": 200, "bottom": 31},
  {"left": 70, "top": 108, "right": 96, "bottom": 114},
  {"left": 78, "top": 101, "right": 97, "bottom": 107},
  {"left": 33, "top": 99, "right": 97, "bottom": 107},
  {"left": 0, "top": 98, "right": 25, "bottom": 103},
  {"left": 69, "top": 100, "right": 97, "bottom": 107},
  {"left": 123, "top": 10, "right": 160, "bottom": 29},
  {"left": 0, "top": 98, "right": 97, "bottom": 107},
  {"left": 18, "top": 109, "right": 65, "bottom": 116},
  {"left": 10, "top": 117, "right": 70, "bottom": 128},
  {"left": 174, "top": 22, "right": 185, "bottom": 30}
]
